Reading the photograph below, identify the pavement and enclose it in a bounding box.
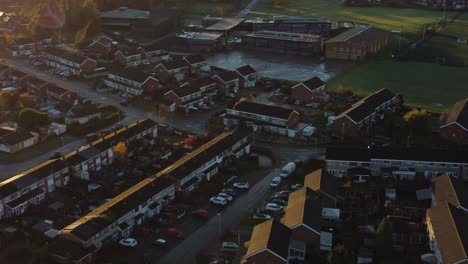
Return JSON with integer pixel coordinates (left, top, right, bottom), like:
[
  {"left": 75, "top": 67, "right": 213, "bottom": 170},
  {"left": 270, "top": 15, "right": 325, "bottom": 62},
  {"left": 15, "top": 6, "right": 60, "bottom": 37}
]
[
  {"left": 158, "top": 146, "right": 324, "bottom": 264},
  {"left": 235, "top": 0, "right": 262, "bottom": 18}
]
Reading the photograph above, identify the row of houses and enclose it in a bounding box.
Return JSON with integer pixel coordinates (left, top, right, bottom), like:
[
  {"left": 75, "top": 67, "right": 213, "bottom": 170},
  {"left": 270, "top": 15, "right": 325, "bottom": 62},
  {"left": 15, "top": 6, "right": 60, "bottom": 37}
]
[
  {"left": 7, "top": 37, "right": 53, "bottom": 56},
  {"left": 329, "top": 88, "right": 399, "bottom": 139},
  {"left": 243, "top": 169, "right": 337, "bottom": 263},
  {"left": 325, "top": 144, "right": 468, "bottom": 180},
  {"left": 0, "top": 119, "right": 158, "bottom": 219},
  {"left": 40, "top": 46, "right": 107, "bottom": 79},
  {"left": 50, "top": 129, "right": 251, "bottom": 262}
]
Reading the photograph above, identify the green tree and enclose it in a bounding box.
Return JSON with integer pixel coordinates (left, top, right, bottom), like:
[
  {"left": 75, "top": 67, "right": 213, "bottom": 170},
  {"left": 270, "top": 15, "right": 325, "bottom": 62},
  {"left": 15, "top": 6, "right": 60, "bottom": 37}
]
[
  {"left": 327, "top": 244, "right": 353, "bottom": 264},
  {"left": 403, "top": 109, "right": 432, "bottom": 143},
  {"left": 376, "top": 217, "right": 393, "bottom": 257},
  {"left": 0, "top": 91, "right": 21, "bottom": 111},
  {"left": 17, "top": 108, "right": 50, "bottom": 129}
]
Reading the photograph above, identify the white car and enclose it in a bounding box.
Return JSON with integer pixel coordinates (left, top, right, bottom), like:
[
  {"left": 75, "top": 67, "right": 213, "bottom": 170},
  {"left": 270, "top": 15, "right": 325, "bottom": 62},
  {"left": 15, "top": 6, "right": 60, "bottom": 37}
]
[
  {"left": 221, "top": 242, "right": 239, "bottom": 251},
  {"left": 210, "top": 196, "right": 227, "bottom": 205},
  {"left": 270, "top": 177, "right": 281, "bottom": 188},
  {"left": 291, "top": 184, "right": 303, "bottom": 190},
  {"left": 217, "top": 192, "right": 233, "bottom": 202},
  {"left": 233, "top": 182, "right": 249, "bottom": 189},
  {"left": 119, "top": 238, "right": 138, "bottom": 247},
  {"left": 265, "top": 203, "right": 284, "bottom": 212},
  {"left": 253, "top": 213, "right": 272, "bottom": 220}
]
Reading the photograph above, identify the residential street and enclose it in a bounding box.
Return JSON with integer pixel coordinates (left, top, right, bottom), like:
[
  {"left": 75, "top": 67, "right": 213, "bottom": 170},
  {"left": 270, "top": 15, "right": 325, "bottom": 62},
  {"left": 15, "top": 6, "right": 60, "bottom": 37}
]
[{"left": 158, "top": 147, "right": 324, "bottom": 264}]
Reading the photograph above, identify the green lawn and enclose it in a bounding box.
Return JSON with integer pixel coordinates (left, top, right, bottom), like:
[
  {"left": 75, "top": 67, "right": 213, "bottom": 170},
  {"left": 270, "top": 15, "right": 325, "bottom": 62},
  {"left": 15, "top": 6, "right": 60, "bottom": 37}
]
[
  {"left": 185, "top": 2, "right": 238, "bottom": 19},
  {"left": 327, "top": 61, "right": 468, "bottom": 110},
  {"left": 254, "top": 0, "right": 463, "bottom": 33}
]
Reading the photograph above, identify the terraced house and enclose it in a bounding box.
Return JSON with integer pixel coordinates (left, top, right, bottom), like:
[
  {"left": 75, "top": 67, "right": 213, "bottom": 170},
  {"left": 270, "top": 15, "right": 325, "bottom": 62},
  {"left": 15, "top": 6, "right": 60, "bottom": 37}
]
[
  {"left": 104, "top": 67, "right": 160, "bottom": 96},
  {"left": 164, "top": 76, "right": 217, "bottom": 111},
  {"left": 58, "top": 130, "right": 250, "bottom": 250},
  {"left": 41, "top": 46, "right": 106, "bottom": 78},
  {"left": 330, "top": 88, "right": 398, "bottom": 139},
  {"left": 325, "top": 145, "right": 468, "bottom": 180},
  {"left": 0, "top": 120, "right": 157, "bottom": 218},
  {"left": 224, "top": 101, "right": 301, "bottom": 138}
]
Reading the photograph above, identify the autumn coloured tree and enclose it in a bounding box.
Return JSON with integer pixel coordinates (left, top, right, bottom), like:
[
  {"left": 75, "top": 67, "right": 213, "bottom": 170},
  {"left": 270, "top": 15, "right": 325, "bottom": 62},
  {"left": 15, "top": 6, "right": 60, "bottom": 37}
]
[{"left": 114, "top": 142, "right": 128, "bottom": 162}]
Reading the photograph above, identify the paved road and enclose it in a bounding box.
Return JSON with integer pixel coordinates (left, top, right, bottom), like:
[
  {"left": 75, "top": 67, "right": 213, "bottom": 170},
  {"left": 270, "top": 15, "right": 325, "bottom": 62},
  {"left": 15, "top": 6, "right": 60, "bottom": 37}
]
[{"left": 158, "top": 147, "right": 324, "bottom": 264}]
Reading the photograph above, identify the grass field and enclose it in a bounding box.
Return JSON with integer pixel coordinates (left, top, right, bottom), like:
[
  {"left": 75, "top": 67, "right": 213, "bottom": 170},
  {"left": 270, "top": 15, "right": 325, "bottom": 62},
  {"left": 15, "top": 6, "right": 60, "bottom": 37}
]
[
  {"left": 327, "top": 61, "right": 468, "bottom": 110},
  {"left": 254, "top": 0, "right": 464, "bottom": 33},
  {"left": 185, "top": 2, "right": 238, "bottom": 19}
]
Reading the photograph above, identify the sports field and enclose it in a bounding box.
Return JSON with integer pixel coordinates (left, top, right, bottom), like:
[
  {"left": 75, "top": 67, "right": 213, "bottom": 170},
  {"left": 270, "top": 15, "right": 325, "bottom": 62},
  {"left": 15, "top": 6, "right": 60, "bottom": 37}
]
[
  {"left": 327, "top": 61, "right": 468, "bottom": 110},
  {"left": 253, "top": 0, "right": 464, "bottom": 33}
]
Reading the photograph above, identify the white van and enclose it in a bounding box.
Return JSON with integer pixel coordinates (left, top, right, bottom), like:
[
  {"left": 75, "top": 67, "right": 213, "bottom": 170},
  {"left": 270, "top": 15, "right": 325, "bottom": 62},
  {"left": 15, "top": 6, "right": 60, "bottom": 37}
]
[{"left": 279, "top": 162, "right": 296, "bottom": 178}]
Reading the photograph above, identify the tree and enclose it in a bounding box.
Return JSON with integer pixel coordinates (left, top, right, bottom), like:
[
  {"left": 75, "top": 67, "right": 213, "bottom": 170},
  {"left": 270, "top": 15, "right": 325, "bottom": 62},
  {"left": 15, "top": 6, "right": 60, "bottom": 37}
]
[
  {"left": 0, "top": 91, "right": 21, "bottom": 111},
  {"left": 17, "top": 108, "right": 50, "bottom": 129},
  {"left": 114, "top": 142, "right": 128, "bottom": 161},
  {"left": 403, "top": 109, "right": 432, "bottom": 143},
  {"left": 327, "top": 244, "right": 353, "bottom": 264},
  {"left": 376, "top": 216, "right": 393, "bottom": 257}
]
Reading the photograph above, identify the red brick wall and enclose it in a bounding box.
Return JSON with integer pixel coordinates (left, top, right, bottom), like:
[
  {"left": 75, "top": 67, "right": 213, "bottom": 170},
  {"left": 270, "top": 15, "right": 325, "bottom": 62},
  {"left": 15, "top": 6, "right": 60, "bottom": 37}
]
[
  {"left": 163, "top": 91, "right": 182, "bottom": 106},
  {"left": 440, "top": 123, "right": 468, "bottom": 144},
  {"left": 246, "top": 250, "right": 286, "bottom": 264},
  {"left": 287, "top": 111, "right": 300, "bottom": 128},
  {"left": 292, "top": 84, "right": 315, "bottom": 103},
  {"left": 332, "top": 116, "right": 362, "bottom": 139},
  {"left": 291, "top": 225, "right": 320, "bottom": 244},
  {"left": 80, "top": 59, "right": 97, "bottom": 73}
]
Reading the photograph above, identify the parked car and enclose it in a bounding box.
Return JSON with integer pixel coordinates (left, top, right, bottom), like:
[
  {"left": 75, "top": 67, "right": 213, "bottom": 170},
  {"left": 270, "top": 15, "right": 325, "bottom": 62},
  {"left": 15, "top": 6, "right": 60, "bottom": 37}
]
[
  {"left": 221, "top": 242, "right": 239, "bottom": 251},
  {"left": 270, "top": 199, "right": 287, "bottom": 206},
  {"left": 279, "top": 162, "right": 296, "bottom": 178},
  {"left": 233, "top": 182, "right": 249, "bottom": 190},
  {"left": 192, "top": 209, "right": 209, "bottom": 218},
  {"left": 265, "top": 203, "right": 284, "bottom": 212},
  {"left": 120, "top": 99, "right": 129, "bottom": 106},
  {"left": 253, "top": 213, "right": 272, "bottom": 220},
  {"left": 270, "top": 177, "right": 281, "bottom": 188},
  {"left": 86, "top": 133, "right": 99, "bottom": 143},
  {"left": 221, "top": 188, "right": 237, "bottom": 197},
  {"left": 271, "top": 194, "right": 289, "bottom": 202},
  {"left": 167, "top": 228, "right": 185, "bottom": 239},
  {"left": 274, "top": 190, "right": 290, "bottom": 196},
  {"left": 49, "top": 152, "right": 62, "bottom": 160},
  {"left": 152, "top": 238, "right": 167, "bottom": 247},
  {"left": 119, "top": 238, "right": 138, "bottom": 247},
  {"left": 210, "top": 196, "right": 227, "bottom": 205},
  {"left": 218, "top": 193, "right": 233, "bottom": 202},
  {"left": 291, "top": 184, "right": 303, "bottom": 190},
  {"left": 294, "top": 100, "right": 302, "bottom": 105}
]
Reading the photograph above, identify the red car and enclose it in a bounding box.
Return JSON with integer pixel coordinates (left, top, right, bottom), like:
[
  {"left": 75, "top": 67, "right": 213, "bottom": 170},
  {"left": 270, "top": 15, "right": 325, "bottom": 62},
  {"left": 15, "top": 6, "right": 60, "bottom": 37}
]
[
  {"left": 191, "top": 209, "right": 209, "bottom": 218},
  {"left": 167, "top": 228, "right": 185, "bottom": 239},
  {"left": 274, "top": 190, "right": 290, "bottom": 196}
]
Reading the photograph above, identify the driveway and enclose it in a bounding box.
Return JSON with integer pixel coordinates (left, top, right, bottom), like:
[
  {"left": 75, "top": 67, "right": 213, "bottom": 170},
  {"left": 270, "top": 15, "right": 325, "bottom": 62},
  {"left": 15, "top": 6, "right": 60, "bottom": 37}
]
[{"left": 157, "top": 146, "right": 324, "bottom": 263}]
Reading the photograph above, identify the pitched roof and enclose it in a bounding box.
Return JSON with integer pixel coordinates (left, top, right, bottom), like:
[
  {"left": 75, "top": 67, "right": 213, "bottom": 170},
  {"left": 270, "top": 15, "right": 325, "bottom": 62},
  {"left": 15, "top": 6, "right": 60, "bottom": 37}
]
[
  {"left": 184, "top": 55, "right": 206, "bottom": 65},
  {"left": 168, "top": 85, "right": 201, "bottom": 98},
  {"left": 101, "top": 8, "right": 150, "bottom": 20},
  {"left": 0, "top": 127, "right": 34, "bottom": 146},
  {"left": 326, "top": 26, "right": 389, "bottom": 45},
  {"left": 43, "top": 46, "right": 91, "bottom": 65},
  {"left": 67, "top": 104, "right": 100, "bottom": 118},
  {"left": 282, "top": 187, "right": 322, "bottom": 233},
  {"left": 109, "top": 67, "right": 152, "bottom": 83},
  {"left": 326, "top": 145, "right": 468, "bottom": 163},
  {"left": 235, "top": 65, "right": 256, "bottom": 76},
  {"left": 139, "top": 42, "right": 161, "bottom": 53},
  {"left": 49, "top": 238, "right": 96, "bottom": 262},
  {"left": 215, "top": 71, "right": 239, "bottom": 83},
  {"left": 434, "top": 173, "right": 468, "bottom": 209},
  {"left": 339, "top": 88, "right": 396, "bottom": 123},
  {"left": 246, "top": 219, "right": 291, "bottom": 261},
  {"left": 427, "top": 202, "right": 468, "bottom": 264},
  {"left": 232, "top": 101, "right": 295, "bottom": 120},
  {"left": 297, "top": 76, "right": 325, "bottom": 91},
  {"left": 62, "top": 129, "right": 249, "bottom": 241},
  {"left": 444, "top": 98, "right": 468, "bottom": 129},
  {"left": 183, "top": 76, "right": 217, "bottom": 89},
  {"left": 159, "top": 59, "right": 189, "bottom": 71},
  {"left": 11, "top": 37, "right": 34, "bottom": 46}
]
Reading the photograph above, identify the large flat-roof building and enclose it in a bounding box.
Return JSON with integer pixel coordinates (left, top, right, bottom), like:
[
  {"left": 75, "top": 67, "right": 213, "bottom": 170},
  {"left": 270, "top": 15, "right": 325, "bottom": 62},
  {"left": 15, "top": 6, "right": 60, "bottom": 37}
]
[
  {"left": 176, "top": 31, "right": 225, "bottom": 52},
  {"left": 242, "top": 31, "right": 321, "bottom": 55},
  {"left": 242, "top": 17, "right": 332, "bottom": 36}
]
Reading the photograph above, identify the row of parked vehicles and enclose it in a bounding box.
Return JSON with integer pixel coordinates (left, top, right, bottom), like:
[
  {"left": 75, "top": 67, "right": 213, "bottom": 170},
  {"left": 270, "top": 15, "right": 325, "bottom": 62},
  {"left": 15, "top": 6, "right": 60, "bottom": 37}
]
[{"left": 209, "top": 181, "right": 250, "bottom": 206}]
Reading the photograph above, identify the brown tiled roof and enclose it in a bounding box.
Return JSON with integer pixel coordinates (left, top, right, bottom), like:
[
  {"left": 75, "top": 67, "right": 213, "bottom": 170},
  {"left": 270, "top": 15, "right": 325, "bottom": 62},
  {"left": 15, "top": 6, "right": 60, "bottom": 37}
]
[
  {"left": 444, "top": 98, "right": 468, "bottom": 129},
  {"left": 246, "top": 219, "right": 291, "bottom": 261},
  {"left": 282, "top": 187, "right": 322, "bottom": 233},
  {"left": 428, "top": 202, "right": 468, "bottom": 264},
  {"left": 434, "top": 173, "right": 468, "bottom": 209},
  {"left": 232, "top": 101, "right": 295, "bottom": 120},
  {"left": 339, "top": 88, "right": 396, "bottom": 123}
]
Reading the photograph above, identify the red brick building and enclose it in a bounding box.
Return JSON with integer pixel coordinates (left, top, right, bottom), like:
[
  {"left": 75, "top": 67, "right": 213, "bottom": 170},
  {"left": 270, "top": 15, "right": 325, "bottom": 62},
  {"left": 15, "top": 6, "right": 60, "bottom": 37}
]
[
  {"left": 440, "top": 98, "right": 468, "bottom": 144},
  {"left": 291, "top": 76, "right": 325, "bottom": 103},
  {"left": 154, "top": 59, "right": 190, "bottom": 81},
  {"left": 325, "top": 26, "right": 390, "bottom": 61}
]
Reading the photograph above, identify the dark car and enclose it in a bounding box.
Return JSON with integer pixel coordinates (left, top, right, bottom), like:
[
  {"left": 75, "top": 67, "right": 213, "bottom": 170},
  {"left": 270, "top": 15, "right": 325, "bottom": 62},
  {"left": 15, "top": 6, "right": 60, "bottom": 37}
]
[
  {"left": 191, "top": 209, "right": 209, "bottom": 218},
  {"left": 49, "top": 152, "right": 62, "bottom": 160},
  {"left": 221, "top": 188, "right": 237, "bottom": 197},
  {"left": 120, "top": 99, "right": 129, "bottom": 106}
]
